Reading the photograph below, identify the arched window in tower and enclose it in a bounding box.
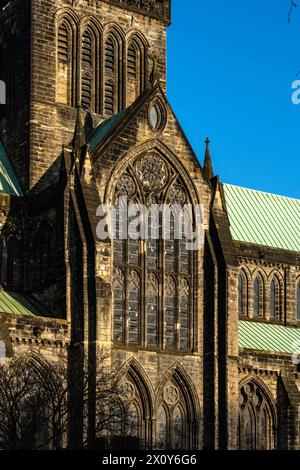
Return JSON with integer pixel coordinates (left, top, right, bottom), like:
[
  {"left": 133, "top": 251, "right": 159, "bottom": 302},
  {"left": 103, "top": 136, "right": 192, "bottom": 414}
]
[
  {"left": 238, "top": 271, "right": 248, "bottom": 316},
  {"left": 81, "top": 29, "right": 93, "bottom": 110},
  {"left": 239, "top": 380, "right": 275, "bottom": 450},
  {"left": 127, "top": 43, "right": 137, "bottom": 80},
  {"left": 297, "top": 281, "right": 300, "bottom": 321},
  {"left": 105, "top": 33, "right": 123, "bottom": 115},
  {"left": 254, "top": 274, "right": 264, "bottom": 317},
  {"left": 270, "top": 277, "right": 280, "bottom": 319},
  {"left": 57, "top": 20, "right": 75, "bottom": 105},
  {"left": 146, "top": 273, "right": 158, "bottom": 346},
  {"left": 113, "top": 268, "right": 125, "bottom": 343}
]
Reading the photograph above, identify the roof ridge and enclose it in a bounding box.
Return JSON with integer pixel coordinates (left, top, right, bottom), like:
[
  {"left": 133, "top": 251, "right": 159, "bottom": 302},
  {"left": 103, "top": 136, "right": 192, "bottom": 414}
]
[{"left": 222, "top": 182, "right": 300, "bottom": 202}]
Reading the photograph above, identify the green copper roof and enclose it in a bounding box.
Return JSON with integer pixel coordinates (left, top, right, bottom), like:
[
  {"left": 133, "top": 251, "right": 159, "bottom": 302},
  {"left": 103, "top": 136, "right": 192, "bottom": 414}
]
[
  {"left": 88, "top": 109, "right": 127, "bottom": 152},
  {"left": 0, "top": 291, "right": 49, "bottom": 317},
  {"left": 0, "top": 141, "right": 23, "bottom": 197},
  {"left": 239, "top": 320, "right": 300, "bottom": 354},
  {"left": 223, "top": 183, "right": 300, "bottom": 252}
]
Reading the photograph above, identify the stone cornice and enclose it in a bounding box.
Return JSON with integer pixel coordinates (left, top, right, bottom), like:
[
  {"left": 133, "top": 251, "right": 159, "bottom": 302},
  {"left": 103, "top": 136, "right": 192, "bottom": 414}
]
[{"left": 101, "top": 0, "right": 171, "bottom": 24}]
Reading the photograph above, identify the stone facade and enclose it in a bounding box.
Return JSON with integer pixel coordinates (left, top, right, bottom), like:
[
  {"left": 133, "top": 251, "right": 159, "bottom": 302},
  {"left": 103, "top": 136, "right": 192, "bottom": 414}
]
[{"left": 0, "top": 0, "right": 299, "bottom": 450}]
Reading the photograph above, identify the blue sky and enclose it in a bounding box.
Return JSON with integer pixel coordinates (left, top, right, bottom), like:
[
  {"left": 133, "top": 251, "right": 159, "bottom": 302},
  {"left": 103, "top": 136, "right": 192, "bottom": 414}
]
[{"left": 167, "top": 0, "right": 300, "bottom": 198}]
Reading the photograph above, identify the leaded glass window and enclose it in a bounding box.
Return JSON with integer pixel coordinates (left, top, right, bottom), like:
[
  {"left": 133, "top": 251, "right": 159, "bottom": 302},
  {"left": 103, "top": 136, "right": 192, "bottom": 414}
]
[
  {"left": 179, "top": 279, "right": 189, "bottom": 350},
  {"left": 128, "top": 271, "right": 140, "bottom": 344},
  {"left": 147, "top": 273, "right": 158, "bottom": 346},
  {"left": 113, "top": 268, "right": 125, "bottom": 342},
  {"left": 165, "top": 277, "right": 176, "bottom": 348},
  {"left": 112, "top": 156, "right": 196, "bottom": 351}
]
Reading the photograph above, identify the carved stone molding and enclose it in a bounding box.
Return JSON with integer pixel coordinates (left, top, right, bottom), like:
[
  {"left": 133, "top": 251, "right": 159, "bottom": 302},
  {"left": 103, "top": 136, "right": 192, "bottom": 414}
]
[
  {"left": 163, "top": 384, "right": 179, "bottom": 405},
  {"left": 136, "top": 154, "right": 168, "bottom": 192},
  {"left": 119, "top": 380, "right": 135, "bottom": 401}
]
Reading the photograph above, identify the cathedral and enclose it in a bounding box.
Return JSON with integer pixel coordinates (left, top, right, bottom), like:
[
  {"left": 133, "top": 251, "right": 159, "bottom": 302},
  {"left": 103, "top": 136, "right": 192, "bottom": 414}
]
[{"left": 0, "top": 0, "right": 300, "bottom": 450}]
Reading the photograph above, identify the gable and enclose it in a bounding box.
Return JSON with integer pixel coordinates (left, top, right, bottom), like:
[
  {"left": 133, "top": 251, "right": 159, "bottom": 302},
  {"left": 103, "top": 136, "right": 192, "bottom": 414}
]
[{"left": 88, "top": 84, "right": 210, "bottom": 200}]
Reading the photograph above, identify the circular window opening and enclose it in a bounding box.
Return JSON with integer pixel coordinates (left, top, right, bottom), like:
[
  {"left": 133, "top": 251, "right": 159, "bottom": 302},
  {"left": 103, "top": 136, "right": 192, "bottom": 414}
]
[{"left": 148, "top": 100, "right": 166, "bottom": 132}]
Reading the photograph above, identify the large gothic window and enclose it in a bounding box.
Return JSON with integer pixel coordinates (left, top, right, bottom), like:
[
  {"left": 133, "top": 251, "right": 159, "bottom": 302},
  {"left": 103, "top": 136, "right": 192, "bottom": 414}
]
[
  {"left": 112, "top": 152, "right": 196, "bottom": 351},
  {"left": 239, "top": 380, "right": 275, "bottom": 450},
  {"left": 57, "top": 19, "right": 75, "bottom": 105},
  {"left": 297, "top": 281, "right": 300, "bottom": 321},
  {"left": 270, "top": 277, "right": 280, "bottom": 319}
]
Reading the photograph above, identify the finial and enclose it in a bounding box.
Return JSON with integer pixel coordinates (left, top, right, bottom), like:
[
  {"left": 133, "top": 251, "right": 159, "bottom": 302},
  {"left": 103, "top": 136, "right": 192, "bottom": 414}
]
[{"left": 203, "top": 136, "right": 214, "bottom": 181}]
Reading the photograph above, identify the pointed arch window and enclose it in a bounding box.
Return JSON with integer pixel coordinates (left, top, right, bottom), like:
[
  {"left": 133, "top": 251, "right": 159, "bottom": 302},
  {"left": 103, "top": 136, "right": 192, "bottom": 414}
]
[
  {"left": 156, "top": 376, "right": 196, "bottom": 450},
  {"left": 297, "top": 281, "right": 300, "bottom": 321},
  {"left": 126, "top": 38, "right": 146, "bottom": 106},
  {"left": 238, "top": 270, "right": 248, "bottom": 316},
  {"left": 254, "top": 275, "right": 264, "bottom": 317},
  {"left": 105, "top": 32, "right": 123, "bottom": 115},
  {"left": 81, "top": 29, "right": 93, "bottom": 110},
  {"left": 239, "top": 381, "right": 275, "bottom": 450},
  {"left": 270, "top": 277, "right": 280, "bottom": 319},
  {"left": 112, "top": 160, "right": 195, "bottom": 353},
  {"left": 57, "top": 20, "right": 75, "bottom": 105}
]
